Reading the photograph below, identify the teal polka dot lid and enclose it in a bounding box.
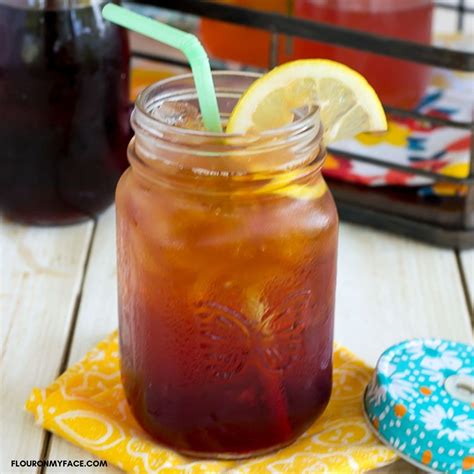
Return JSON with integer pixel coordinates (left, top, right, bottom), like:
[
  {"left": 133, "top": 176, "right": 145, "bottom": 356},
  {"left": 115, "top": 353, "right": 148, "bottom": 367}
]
[{"left": 364, "top": 339, "right": 474, "bottom": 474}]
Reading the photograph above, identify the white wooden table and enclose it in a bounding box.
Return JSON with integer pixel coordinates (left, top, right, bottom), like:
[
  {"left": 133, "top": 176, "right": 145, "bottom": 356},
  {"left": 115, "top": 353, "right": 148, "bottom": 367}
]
[{"left": 1, "top": 206, "right": 472, "bottom": 473}]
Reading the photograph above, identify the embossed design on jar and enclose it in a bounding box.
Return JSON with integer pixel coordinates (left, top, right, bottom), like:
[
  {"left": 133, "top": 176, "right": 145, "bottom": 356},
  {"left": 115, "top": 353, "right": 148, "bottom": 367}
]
[
  {"left": 197, "top": 301, "right": 252, "bottom": 381},
  {"left": 196, "top": 290, "right": 311, "bottom": 380}
]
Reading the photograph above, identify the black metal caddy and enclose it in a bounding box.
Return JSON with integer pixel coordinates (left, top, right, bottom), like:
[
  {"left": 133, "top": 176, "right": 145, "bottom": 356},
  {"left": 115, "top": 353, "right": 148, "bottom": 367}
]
[{"left": 128, "top": 0, "right": 474, "bottom": 249}]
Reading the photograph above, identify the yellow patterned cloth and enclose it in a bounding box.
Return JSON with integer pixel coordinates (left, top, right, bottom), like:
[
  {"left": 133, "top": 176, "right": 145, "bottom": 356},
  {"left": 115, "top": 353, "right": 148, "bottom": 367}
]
[{"left": 26, "top": 332, "right": 397, "bottom": 473}]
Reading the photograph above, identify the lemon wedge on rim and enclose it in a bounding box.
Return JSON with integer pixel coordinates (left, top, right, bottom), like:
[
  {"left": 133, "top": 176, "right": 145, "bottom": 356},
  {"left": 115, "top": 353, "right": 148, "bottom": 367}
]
[{"left": 227, "top": 59, "right": 387, "bottom": 144}]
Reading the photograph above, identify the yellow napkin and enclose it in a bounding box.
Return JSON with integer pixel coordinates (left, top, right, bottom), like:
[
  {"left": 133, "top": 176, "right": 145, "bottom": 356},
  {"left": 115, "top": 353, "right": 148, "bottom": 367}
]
[{"left": 26, "top": 332, "right": 396, "bottom": 473}]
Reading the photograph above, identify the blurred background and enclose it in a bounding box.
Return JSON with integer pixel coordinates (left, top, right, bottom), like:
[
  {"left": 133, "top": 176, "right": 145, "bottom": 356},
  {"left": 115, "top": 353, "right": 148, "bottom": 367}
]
[
  {"left": 119, "top": 0, "right": 474, "bottom": 248},
  {"left": 1, "top": 0, "right": 473, "bottom": 247}
]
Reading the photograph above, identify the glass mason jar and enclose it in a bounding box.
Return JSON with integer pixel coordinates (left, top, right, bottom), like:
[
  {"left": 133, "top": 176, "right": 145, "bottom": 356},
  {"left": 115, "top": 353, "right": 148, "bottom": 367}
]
[
  {"left": 294, "top": 0, "right": 433, "bottom": 109},
  {"left": 116, "top": 72, "right": 338, "bottom": 458},
  {"left": 0, "top": 0, "right": 130, "bottom": 225}
]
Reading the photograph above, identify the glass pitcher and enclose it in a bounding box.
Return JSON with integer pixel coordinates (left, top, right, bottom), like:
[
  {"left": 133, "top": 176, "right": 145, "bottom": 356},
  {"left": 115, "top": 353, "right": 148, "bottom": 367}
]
[
  {"left": 294, "top": 0, "right": 434, "bottom": 108},
  {"left": 0, "top": 0, "right": 130, "bottom": 225},
  {"left": 200, "top": 0, "right": 291, "bottom": 68}
]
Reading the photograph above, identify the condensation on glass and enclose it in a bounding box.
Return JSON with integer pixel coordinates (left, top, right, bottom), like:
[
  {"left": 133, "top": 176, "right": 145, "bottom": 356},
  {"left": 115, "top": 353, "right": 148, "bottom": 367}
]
[{"left": 116, "top": 72, "right": 339, "bottom": 458}]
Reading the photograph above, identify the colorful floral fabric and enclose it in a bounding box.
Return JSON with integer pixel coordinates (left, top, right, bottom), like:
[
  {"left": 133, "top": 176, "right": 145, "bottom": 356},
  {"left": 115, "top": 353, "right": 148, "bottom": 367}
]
[
  {"left": 323, "top": 35, "right": 473, "bottom": 196},
  {"left": 26, "top": 332, "right": 397, "bottom": 473}
]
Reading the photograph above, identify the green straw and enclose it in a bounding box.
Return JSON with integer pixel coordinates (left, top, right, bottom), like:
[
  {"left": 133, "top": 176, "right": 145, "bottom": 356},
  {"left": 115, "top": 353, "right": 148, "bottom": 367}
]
[{"left": 102, "top": 3, "right": 222, "bottom": 133}]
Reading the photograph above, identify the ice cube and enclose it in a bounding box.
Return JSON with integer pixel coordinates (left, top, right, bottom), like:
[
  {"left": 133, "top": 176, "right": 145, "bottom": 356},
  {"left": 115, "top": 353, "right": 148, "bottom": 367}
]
[{"left": 152, "top": 101, "right": 205, "bottom": 131}]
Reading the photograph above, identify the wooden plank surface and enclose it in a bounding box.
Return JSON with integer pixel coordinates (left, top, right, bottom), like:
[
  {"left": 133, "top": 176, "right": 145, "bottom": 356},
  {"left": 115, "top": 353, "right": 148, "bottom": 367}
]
[
  {"left": 46, "top": 208, "right": 121, "bottom": 474},
  {"left": 335, "top": 223, "right": 472, "bottom": 366},
  {"left": 460, "top": 249, "right": 473, "bottom": 313},
  {"left": 336, "top": 224, "right": 472, "bottom": 474},
  {"left": 1, "top": 218, "right": 93, "bottom": 473}
]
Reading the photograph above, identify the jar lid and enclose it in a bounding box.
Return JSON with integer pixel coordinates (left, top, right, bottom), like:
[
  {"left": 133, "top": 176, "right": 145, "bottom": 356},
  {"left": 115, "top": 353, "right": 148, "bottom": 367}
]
[{"left": 364, "top": 339, "right": 474, "bottom": 474}]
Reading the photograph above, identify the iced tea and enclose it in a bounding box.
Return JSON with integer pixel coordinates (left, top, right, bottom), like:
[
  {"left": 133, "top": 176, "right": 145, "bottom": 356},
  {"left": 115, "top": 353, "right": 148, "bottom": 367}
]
[
  {"left": 0, "top": 0, "right": 130, "bottom": 224},
  {"left": 116, "top": 73, "right": 338, "bottom": 457}
]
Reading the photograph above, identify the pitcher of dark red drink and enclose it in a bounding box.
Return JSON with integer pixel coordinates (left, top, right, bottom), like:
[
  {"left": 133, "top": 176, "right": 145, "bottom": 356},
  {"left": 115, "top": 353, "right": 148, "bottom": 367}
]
[
  {"left": 0, "top": 0, "right": 130, "bottom": 225},
  {"left": 294, "top": 0, "right": 433, "bottom": 108},
  {"left": 200, "top": 0, "right": 291, "bottom": 68}
]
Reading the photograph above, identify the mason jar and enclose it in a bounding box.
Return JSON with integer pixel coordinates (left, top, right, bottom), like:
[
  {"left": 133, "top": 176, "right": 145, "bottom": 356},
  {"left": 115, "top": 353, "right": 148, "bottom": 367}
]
[
  {"left": 116, "top": 72, "right": 338, "bottom": 458},
  {"left": 0, "top": 0, "right": 130, "bottom": 224}
]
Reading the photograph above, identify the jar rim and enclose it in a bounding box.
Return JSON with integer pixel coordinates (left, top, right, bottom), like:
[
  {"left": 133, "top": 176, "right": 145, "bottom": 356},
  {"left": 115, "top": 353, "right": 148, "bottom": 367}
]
[
  {"left": 134, "top": 70, "right": 321, "bottom": 144},
  {"left": 130, "top": 71, "right": 324, "bottom": 180}
]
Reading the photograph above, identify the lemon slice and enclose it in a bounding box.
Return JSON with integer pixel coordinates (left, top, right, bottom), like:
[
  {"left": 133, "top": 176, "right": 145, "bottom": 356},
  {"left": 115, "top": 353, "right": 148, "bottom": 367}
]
[
  {"left": 254, "top": 170, "right": 328, "bottom": 200},
  {"left": 227, "top": 59, "right": 387, "bottom": 144}
]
